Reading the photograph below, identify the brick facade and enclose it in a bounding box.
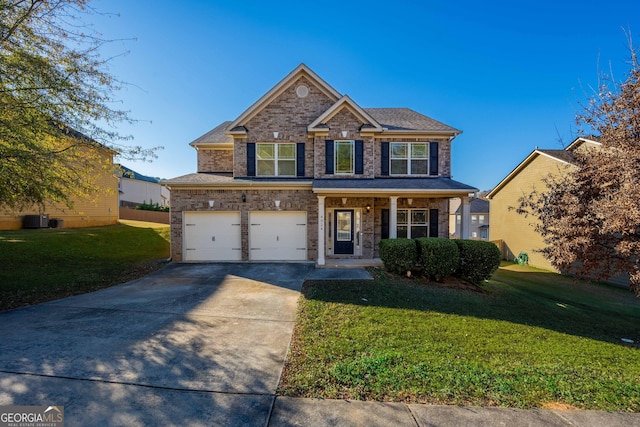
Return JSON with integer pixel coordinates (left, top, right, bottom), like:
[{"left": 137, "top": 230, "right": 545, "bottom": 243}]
[
  {"left": 198, "top": 148, "right": 233, "bottom": 173},
  {"left": 166, "top": 64, "right": 475, "bottom": 263},
  {"left": 170, "top": 187, "right": 317, "bottom": 261}
]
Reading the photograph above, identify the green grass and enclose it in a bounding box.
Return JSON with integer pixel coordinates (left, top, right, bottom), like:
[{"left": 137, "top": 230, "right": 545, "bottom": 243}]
[
  {"left": 0, "top": 222, "right": 170, "bottom": 311},
  {"left": 279, "top": 263, "right": 640, "bottom": 411}
]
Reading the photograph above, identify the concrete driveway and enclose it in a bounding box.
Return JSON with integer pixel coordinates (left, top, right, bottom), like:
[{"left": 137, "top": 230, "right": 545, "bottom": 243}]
[
  {"left": 0, "top": 263, "right": 314, "bottom": 427},
  {"left": 2, "top": 263, "right": 637, "bottom": 427}
]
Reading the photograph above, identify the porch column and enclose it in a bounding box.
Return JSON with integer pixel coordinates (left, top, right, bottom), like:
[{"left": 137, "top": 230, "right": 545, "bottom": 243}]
[
  {"left": 460, "top": 196, "right": 471, "bottom": 239},
  {"left": 317, "top": 195, "right": 326, "bottom": 265},
  {"left": 389, "top": 196, "right": 398, "bottom": 238}
]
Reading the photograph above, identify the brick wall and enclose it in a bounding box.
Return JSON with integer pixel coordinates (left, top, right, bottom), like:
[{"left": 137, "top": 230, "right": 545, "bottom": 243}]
[
  {"left": 198, "top": 148, "right": 233, "bottom": 173},
  {"left": 373, "top": 137, "right": 451, "bottom": 177},
  {"left": 170, "top": 187, "right": 317, "bottom": 261},
  {"left": 234, "top": 76, "right": 335, "bottom": 178}
]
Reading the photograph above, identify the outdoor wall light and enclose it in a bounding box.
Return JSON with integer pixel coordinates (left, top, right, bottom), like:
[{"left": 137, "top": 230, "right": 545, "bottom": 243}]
[
  {"left": 366, "top": 204, "right": 371, "bottom": 213},
  {"left": 341, "top": 130, "right": 348, "bottom": 138},
  {"left": 273, "top": 131, "right": 279, "bottom": 139},
  {"left": 242, "top": 193, "right": 246, "bottom": 203},
  {"left": 208, "top": 200, "right": 214, "bottom": 208}
]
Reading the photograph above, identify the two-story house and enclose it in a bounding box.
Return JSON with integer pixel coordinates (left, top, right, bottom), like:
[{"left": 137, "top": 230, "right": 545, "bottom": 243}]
[{"left": 163, "top": 64, "right": 478, "bottom": 264}]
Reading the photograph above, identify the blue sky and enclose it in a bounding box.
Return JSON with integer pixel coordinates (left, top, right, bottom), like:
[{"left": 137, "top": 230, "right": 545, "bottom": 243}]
[{"left": 89, "top": 0, "right": 639, "bottom": 191}]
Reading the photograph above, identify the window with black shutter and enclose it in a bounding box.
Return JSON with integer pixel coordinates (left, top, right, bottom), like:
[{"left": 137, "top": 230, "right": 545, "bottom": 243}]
[
  {"left": 325, "top": 140, "right": 334, "bottom": 174},
  {"left": 246, "top": 142, "right": 256, "bottom": 177}
]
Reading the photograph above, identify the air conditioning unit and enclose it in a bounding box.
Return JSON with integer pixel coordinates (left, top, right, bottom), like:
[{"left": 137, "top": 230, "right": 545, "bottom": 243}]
[{"left": 23, "top": 214, "right": 49, "bottom": 229}]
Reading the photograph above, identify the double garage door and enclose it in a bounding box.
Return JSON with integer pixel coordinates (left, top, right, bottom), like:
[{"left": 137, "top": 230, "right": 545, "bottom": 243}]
[{"left": 183, "top": 211, "right": 307, "bottom": 261}]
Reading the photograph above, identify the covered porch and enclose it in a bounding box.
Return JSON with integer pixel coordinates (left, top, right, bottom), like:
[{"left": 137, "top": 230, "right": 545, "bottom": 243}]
[{"left": 312, "top": 178, "right": 478, "bottom": 266}]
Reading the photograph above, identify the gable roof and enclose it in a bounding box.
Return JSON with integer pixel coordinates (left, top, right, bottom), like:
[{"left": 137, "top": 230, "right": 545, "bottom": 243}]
[
  {"left": 308, "top": 95, "right": 383, "bottom": 132},
  {"left": 365, "top": 108, "right": 461, "bottom": 134},
  {"left": 486, "top": 136, "right": 599, "bottom": 199},
  {"left": 227, "top": 63, "right": 341, "bottom": 133},
  {"left": 189, "top": 121, "right": 233, "bottom": 148}
]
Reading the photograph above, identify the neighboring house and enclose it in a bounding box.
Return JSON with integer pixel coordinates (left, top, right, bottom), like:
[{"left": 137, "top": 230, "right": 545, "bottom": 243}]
[
  {"left": 487, "top": 136, "right": 600, "bottom": 271},
  {"left": 0, "top": 141, "right": 119, "bottom": 230},
  {"left": 163, "top": 64, "right": 478, "bottom": 263},
  {"left": 452, "top": 197, "right": 489, "bottom": 240},
  {"left": 117, "top": 165, "right": 170, "bottom": 208}
]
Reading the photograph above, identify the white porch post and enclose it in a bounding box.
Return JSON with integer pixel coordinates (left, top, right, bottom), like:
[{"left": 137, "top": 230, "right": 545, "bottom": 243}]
[
  {"left": 389, "top": 196, "right": 398, "bottom": 238},
  {"left": 460, "top": 196, "right": 471, "bottom": 239},
  {"left": 317, "top": 195, "right": 326, "bottom": 265}
]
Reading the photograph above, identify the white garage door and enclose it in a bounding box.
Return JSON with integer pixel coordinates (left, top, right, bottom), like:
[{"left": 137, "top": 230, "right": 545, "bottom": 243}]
[
  {"left": 184, "top": 211, "right": 241, "bottom": 261},
  {"left": 249, "top": 211, "right": 307, "bottom": 261}
]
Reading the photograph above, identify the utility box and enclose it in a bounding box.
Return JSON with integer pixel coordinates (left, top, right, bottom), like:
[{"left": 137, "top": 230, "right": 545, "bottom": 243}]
[
  {"left": 23, "top": 214, "right": 49, "bottom": 229},
  {"left": 48, "top": 218, "right": 64, "bottom": 229}
]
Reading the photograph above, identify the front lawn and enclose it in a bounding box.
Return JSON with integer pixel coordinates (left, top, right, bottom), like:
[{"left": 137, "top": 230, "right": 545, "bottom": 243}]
[
  {"left": 279, "top": 263, "right": 640, "bottom": 411},
  {"left": 0, "top": 221, "right": 170, "bottom": 311}
]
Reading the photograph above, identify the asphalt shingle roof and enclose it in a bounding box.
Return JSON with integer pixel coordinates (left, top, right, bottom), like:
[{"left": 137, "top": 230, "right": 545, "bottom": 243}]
[
  {"left": 118, "top": 165, "right": 160, "bottom": 183},
  {"left": 313, "top": 177, "right": 477, "bottom": 192},
  {"left": 189, "top": 121, "right": 233, "bottom": 146},
  {"left": 364, "top": 108, "right": 460, "bottom": 133},
  {"left": 455, "top": 197, "right": 489, "bottom": 214},
  {"left": 537, "top": 149, "right": 576, "bottom": 164}
]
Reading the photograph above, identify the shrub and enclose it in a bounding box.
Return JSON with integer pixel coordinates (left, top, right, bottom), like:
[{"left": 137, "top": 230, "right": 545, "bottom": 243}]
[
  {"left": 416, "top": 238, "right": 459, "bottom": 282},
  {"left": 379, "top": 239, "right": 418, "bottom": 275},
  {"left": 135, "top": 200, "right": 169, "bottom": 212},
  {"left": 454, "top": 240, "right": 502, "bottom": 284}
]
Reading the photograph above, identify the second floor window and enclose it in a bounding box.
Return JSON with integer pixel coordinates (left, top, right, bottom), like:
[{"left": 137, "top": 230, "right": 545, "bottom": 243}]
[
  {"left": 390, "top": 142, "right": 428, "bottom": 175},
  {"left": 257, "top": 143, "right": 296, "bottom": 176},
  {"left": 335, "top": 140, "right": 354, "bottom": 174}
]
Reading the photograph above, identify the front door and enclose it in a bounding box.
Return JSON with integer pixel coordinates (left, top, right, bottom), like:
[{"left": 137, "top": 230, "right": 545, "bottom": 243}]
[{"left": 334, "top": 209, "right": 354, "bottom": 254}]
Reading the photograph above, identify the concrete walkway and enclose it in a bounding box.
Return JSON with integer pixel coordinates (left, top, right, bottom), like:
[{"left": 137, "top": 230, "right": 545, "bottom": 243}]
[{"left": 0, "top": 263, "right": 637, "bottom": 426}]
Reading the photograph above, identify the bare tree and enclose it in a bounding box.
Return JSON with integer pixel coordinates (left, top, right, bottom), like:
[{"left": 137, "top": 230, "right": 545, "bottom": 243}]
[{"left": 518, "top": 44, "right": 640, "bottom": 296}]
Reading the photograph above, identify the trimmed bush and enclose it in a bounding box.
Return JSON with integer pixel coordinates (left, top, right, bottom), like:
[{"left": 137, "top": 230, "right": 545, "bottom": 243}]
[
  {"left": 379, "top": 239, "right": 418, "bottom": 275},
  {"left": 454, "top": 240, "right": 502, "bottom": 284},
  {"left": 416, "top": 238, "right": 459, "bottom": 281}
]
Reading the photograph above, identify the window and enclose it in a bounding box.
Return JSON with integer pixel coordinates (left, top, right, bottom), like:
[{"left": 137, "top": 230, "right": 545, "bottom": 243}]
[
  {"left": 390, "top": 142, "right": 428, "bottom": 175},
  {"left": 257, "top": 143, "right": 296, "bottom": 176},
  {"left": 397, "top": 209, "right": 428, "bottom": 238},
  {"left": 479, "top": 215, "right": 485, "bottom": 224},
  {"left": 335, "top": 140, "right": 354, "bottom": 174},
  {"left": 471, "top": 215, "right": 478, "bottom": 223}
]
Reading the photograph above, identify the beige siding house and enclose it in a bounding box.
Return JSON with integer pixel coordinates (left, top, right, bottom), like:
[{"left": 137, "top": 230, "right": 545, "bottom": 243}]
[
  {"left": 487, "top": 137, "right": 600, "bottom": 271},
  {"left": 163, "top": 64, "right": 478, "bottom": 264},
  {"left": 0, "top": 144, "right": 119, "bottom": 230}
]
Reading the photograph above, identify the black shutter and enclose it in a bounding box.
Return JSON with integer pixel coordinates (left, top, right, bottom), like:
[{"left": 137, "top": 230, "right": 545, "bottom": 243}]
[
  {"left": 429, "top": 142, "right": 439, "bottom": 176},
  {"left": 355, "top": 140, "right": 364, "bottom": 174},
  {"left": 296, "top": 142, "right": 305, "bottom": 177},
  {"left": 247, "top": 142, "right": 256, "bottom": 177},
  {"left": 429, "top": 208, "right": 439, "bottom": 237},
  {"left": 325, "top": 140, "right": 334, "bottom": 174},
  {"left": 381, "top": 209, "right": 390, "bottom": 239},
  {"left": 381, "top": 141, "right": 389, "bottom": 176}
]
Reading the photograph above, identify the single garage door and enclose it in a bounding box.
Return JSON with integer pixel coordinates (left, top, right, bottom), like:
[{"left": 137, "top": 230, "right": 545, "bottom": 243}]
[
  {"left": 249, "top": 211, "right": 307, "bottom": 261},
  {"left": 184, "top": 211, "right": 241, "bottom": 261}
]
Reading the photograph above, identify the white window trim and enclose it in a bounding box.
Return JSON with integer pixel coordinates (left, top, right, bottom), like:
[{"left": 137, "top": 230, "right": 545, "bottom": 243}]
[
  {"left": 396, "top": 208, "right": 429, "bottom": 239},
  {"left": 335, "top": 140, "right": 355, "bottom": 175},
  {"left": 390, "top": 142, "right": 429, "bottom": 176},
  {"left": 256, "top": 142, "right": 296, "bottom": 177}
]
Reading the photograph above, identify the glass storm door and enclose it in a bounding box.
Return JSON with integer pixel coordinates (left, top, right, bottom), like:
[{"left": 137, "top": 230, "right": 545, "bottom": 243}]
[{"left": 334, "top": 210, "right": 354, "bottom": 254}]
